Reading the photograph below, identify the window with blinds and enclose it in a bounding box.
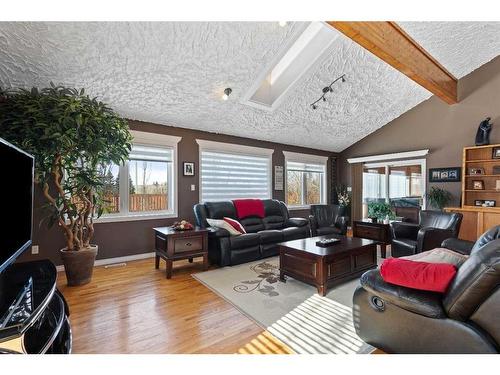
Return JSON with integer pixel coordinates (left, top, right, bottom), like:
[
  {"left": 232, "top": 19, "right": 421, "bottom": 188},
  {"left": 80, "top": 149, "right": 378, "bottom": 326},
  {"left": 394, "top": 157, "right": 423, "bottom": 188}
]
[
  {"left": 200, "top": 150, "right": 271, "bottom": 202},
  {"left": 286, "top": 161, "right": 326, "bottom": 206}
]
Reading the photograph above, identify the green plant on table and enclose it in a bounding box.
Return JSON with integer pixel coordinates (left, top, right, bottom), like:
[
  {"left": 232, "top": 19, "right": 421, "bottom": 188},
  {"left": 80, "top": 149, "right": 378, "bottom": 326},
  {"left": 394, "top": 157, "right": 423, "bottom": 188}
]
[
  {"left": 426, "top": 186, "right": 453, "bottom": 210},
  {"left": 367, "top": 202, "right": 396, "bottom": 220},
  {"left": 0, "top": 84, "right": 132, "bottom": 251}
]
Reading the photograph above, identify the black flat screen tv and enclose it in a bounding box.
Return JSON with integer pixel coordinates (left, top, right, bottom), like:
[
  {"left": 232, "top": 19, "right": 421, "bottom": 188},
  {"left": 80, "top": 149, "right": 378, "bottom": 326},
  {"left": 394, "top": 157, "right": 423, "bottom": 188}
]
[{"left": 0, "top": 137, "right": 34, "bottom": 273}]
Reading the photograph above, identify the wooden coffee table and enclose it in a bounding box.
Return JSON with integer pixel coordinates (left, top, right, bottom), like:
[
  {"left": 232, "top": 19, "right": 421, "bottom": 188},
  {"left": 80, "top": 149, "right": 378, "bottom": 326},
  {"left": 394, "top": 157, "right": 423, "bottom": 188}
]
[{"left": 278, "top": 235, "right": 378, "bottom": 296}]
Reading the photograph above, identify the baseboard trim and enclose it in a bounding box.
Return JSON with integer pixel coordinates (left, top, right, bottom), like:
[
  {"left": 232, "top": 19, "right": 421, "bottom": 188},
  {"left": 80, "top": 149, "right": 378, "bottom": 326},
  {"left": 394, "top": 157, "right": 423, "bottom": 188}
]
[{"left": 56, "top": 252, "right": 155, "bottom": 272}]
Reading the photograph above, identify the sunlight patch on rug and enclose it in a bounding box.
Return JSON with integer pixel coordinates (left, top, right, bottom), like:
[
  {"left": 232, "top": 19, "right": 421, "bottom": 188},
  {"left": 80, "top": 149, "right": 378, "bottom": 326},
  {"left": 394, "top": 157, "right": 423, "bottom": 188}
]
[{"left": 267, "top": 294, "right": 372, "bottom": 354}]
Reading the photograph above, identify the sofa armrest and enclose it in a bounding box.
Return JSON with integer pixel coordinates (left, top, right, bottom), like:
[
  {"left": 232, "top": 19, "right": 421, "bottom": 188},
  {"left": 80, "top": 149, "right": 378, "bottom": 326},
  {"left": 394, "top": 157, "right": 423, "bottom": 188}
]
[
  {"left": 287, "top": 217, "right": 308, "bottom": 227},
  {"left": 360, "top": 269, "right": 446, "bottom": 319},
  {"left": 208, "top": 228, "right": 231, "bottom": 238},
  {"left": 390, "top": 222, "right": 420, "bottom": 240},
  {"left": 440, "top": 238, "right": 474, "bottom": 255},
  {"left": 417, "top": 228, "right": 455, "bottom": 252}
]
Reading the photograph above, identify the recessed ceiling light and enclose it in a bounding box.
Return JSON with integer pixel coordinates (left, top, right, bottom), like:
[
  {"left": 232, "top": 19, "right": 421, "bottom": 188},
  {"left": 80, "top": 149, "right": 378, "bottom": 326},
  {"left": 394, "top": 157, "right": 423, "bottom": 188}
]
[
  {"left": 278, "top": 21, "right": 287, "bottom": 27},
  {"left": 222, "top": 88, "right": 232, "bottom": 101}
]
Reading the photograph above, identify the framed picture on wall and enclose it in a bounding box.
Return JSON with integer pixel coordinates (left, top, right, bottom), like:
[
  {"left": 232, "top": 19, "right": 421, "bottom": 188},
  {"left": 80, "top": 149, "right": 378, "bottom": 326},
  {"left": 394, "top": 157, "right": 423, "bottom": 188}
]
[
  {"left": 428, "top": 167, "right": 461, "bottom": 182},
  {"left": 183, "top": 162, "right": 195, "bottom": 176}
]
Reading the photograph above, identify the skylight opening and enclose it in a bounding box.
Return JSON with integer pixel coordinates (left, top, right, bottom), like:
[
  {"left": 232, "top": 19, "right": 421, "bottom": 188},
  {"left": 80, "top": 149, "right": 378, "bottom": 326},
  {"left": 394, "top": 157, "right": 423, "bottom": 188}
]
[
  {"left": 241, "top": 22, "right": 340, "bottom": 112},
  {"left": 269, "top": 22, "right": 324, "bottom": 85}
]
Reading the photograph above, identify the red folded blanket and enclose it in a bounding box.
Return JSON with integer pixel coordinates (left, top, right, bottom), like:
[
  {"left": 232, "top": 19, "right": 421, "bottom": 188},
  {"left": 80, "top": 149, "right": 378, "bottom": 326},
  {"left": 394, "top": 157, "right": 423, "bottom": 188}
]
[
  {"left": 380, "top": 258, "right": 457, "bottom": 293},
  {"left": 232, "top": 199, "right": 265, "bottom": 219}
]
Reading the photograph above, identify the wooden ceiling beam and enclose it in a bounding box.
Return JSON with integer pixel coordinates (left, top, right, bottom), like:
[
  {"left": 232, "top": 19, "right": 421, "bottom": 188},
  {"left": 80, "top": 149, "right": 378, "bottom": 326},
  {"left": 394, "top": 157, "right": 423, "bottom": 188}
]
[{"left": 326, "top": 21, "right": 458, "bottom": 104}]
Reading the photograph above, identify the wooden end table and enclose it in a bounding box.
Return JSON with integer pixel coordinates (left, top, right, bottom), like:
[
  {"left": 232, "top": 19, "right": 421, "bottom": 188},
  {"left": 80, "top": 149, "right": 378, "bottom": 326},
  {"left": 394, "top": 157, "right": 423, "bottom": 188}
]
[
  {"left": 352, "top": 219, "right": 391, "bottom": 258},
  {"left": 279, "top": 235, "right": 377, "bottom": 296},
  {"left": 153, "top": 227, "right": 209, "bottom": 279}
]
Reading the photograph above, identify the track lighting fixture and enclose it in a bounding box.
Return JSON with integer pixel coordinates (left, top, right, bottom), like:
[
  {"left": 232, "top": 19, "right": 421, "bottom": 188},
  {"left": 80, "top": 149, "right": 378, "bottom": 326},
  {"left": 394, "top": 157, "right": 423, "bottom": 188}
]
[
  {"left": 222, "top": 88, "right": 232, "bottom": 101},
  {"left": 310, "top": 74, "right": 346, "bottom": 110},
  {"left": 278, "top": 21, "right": 288, "bottom": 27}
]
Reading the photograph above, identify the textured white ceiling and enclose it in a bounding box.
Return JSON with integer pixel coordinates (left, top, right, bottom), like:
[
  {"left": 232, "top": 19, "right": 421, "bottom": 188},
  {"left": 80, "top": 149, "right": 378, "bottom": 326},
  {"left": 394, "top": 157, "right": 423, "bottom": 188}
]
[
  {"left": 399, "top": 22, "right": 500, "bottom": 78},
  {"left": 0, "top": 22, "right": 499, "bottom": 152}
]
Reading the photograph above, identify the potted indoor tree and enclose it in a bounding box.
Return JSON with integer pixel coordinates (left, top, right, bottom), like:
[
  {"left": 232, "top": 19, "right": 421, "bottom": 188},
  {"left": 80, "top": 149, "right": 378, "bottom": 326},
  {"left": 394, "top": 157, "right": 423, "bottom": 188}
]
[{"left": 0, "top": 84, "right": 132, "bottom": 286}]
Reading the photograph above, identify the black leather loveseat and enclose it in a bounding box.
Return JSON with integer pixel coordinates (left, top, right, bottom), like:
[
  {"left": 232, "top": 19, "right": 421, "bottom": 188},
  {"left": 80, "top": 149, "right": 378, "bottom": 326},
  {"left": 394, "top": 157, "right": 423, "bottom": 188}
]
[
  {"left": 194, "top": 199, "right": 310, "bottom": 266},
  {"left": 353, "top": 226, "right": 500, "bottom": 353}
]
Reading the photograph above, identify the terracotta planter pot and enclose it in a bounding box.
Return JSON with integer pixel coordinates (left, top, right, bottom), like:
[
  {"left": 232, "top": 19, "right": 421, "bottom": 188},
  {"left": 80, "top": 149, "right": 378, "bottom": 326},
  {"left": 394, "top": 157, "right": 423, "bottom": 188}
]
[{"left": 60, "top": 245, "right": 98, "bottom": 286}]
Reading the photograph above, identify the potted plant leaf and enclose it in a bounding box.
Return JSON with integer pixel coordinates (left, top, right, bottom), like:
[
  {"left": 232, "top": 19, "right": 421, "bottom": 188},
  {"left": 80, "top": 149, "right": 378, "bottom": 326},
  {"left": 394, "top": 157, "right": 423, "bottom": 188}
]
[
  {"left": 426, "top": 186, "right": 453, "bottom": 211},
  {"left": 367, "top": 202, "right": 396, "bottom": 222},
  {"left": 0, "top": 84, "right": 132, "bottom": 286}
]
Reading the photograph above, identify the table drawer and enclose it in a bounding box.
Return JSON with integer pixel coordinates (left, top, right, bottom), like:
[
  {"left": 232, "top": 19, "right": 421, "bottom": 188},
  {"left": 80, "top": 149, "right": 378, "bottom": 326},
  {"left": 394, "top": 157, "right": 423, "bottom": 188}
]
[
  {"left": 355, "top": 225, "right": 383, "bottom": 240},
  {"left": 173, "top": 236, "right": 203, "bottom": 254}
]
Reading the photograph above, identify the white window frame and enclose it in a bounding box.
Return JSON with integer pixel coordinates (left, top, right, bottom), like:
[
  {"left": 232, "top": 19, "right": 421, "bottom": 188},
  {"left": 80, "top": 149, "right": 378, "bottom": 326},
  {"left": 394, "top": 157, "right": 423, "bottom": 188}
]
[
  {"left": 363, "top": 158, "right": 427, "bottom": 209},
  {"left": 196, "top": 139, "right": 274, "bottom": 203},
  {"left": 283, "top": 151, "right": 328, "bottom": 210},
  {"left": 96, "top": 131, "right": 181, "bottom": 223}
]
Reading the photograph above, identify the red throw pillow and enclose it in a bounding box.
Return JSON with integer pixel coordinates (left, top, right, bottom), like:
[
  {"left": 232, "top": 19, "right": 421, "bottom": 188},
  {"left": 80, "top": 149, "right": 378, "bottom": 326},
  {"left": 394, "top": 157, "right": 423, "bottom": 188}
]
[
  {"left": 232, "top": 199, "right": 265, "bottom": 219},
  {"left": 223, "top": 217, "right": 246, "bottom": 234},
  {"left": 380, "top": 258, "right": 457, "bottom": 293}
]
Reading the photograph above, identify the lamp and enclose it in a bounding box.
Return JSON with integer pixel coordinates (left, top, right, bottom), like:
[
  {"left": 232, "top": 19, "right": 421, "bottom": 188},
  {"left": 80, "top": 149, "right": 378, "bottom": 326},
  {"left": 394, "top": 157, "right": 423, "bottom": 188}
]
[
  {"left": 222, "top": 88, "right": 232, "bottom": 101},
  {"left": 310, "top": 74, "right": 346, "bottom": 110}
]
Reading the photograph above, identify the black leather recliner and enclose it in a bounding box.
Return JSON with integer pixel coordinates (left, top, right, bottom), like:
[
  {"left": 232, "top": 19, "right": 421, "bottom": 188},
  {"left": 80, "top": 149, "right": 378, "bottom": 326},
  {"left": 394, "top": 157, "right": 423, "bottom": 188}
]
[
  {"left": 353, "top": 225, "right": 500, "bottom": 353},
  {"left": 390, "top": 210, "right": 463, "bottom": 258},
  {"left": 193, "top": 199, "right": 310, "bottom": 266},
  {"left": 309, "top": 204, "right": 349, "bottom": 236}
]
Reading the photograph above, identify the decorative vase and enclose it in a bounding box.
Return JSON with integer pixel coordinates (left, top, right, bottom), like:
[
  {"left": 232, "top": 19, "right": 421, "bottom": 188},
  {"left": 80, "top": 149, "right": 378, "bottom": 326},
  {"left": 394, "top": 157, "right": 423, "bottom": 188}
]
[{"left": 60, "top": 245, "right": 98, "bottom": 286}]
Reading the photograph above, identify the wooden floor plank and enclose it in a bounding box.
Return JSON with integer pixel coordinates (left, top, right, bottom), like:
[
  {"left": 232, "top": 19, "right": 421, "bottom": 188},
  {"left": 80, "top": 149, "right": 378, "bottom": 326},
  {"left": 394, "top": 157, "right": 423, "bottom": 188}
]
[{"left": 57, "top": 257, "right": 292, "bottom": 354}]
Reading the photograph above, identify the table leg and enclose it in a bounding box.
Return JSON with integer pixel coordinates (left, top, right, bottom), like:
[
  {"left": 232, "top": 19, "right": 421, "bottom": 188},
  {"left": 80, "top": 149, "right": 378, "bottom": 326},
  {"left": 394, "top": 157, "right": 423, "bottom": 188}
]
[
  {"left": 155, "top": 254, "right": 160, "bottom": 269},
  {"left": 380, "top": 244, "right": 387, "bottom": 258},
  {"left": 166, "top": 259, "right": 173, "bottom": 279},
  {"left": 317, "top": 284, "right": 326, "bottom": 297},
  {"left": 279, "top": 270, "right": 286, "bottom": 282},
  {"left": 203, "top": 253, "right": 208, "bottom": 271}
]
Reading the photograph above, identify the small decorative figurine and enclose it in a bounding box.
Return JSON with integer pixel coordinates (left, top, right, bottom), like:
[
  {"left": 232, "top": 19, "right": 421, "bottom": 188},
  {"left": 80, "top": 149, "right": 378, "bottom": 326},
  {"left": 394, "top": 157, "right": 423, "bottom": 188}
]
[{"left": 475, "top": 117, "right": 492, "bottom": 146}]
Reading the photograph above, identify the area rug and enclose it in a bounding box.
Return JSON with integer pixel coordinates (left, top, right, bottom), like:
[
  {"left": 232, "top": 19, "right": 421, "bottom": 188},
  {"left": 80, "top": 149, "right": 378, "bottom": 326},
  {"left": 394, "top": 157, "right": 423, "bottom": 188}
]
[{"left": 193, "top": 256, "right": 377, "bottom": 354}]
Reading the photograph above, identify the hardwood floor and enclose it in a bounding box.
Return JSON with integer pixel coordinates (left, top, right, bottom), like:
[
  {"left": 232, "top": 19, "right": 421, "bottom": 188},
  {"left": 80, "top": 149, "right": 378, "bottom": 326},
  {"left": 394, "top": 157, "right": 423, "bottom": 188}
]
[{"left": 57, "top": 257, "right": 292, "bottom": 354}]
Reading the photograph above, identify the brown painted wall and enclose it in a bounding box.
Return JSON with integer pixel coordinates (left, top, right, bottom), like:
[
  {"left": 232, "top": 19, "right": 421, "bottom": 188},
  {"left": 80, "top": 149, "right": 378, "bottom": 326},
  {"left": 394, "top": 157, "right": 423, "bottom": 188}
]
[
  {"left": 21, "top": 121, "right": 336, "bottom": 265},
  {"left": 338, "top": 55, "right": 500, "bottom": 208}
]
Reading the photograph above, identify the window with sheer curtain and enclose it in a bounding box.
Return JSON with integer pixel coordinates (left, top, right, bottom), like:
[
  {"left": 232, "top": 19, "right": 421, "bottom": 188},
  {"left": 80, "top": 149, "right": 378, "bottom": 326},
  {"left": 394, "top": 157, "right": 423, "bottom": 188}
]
[
  {"left": 100, "top": 144, "right": 174, "bottom": 216},
  {"left": 285, "top": 156, "right": 327, "bottom": 207},
  {"left": 362, "top": 161, "right": 424, "bottom": 214},
  {"left": 199, "top": 149, "right": 271, "bottom": 202}
]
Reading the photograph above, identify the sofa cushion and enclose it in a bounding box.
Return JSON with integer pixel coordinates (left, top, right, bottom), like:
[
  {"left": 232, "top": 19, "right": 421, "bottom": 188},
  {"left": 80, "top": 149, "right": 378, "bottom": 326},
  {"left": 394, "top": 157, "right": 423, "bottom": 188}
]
[
  {"left": 317, "top": 226, "right": 342, "bottom": 236},
  {"left": 402, "top": 248, "right": 468, "bottom": 268},
  {"left": 206, "top": 218, "right": 241, "bottom": 236},
  {"left": 233, "top": 199, "right": 265, "bottom": 219},
  {"left": 263, "top": 215, "right": 285, "bottom": 230},
  {"left": 257, "top": 230, "right": 283, "bottom": 244},
  {"left": 229, "top": 233, "right": 260, "bottom": 249},
  {"left": 223, "top": 217, "right": 246, "bottom": 234},
  {"left": 380, "top": 258, "right": 457, "bottom": 293},
  {"left": 205, "top": 201, "right": 237, "bottom": 220},
  {"left": 282, "top": 226, "right": 309, "bottom": 241},
  {"left": 240, "top": 217, "right": 265, "bottom": 233}
]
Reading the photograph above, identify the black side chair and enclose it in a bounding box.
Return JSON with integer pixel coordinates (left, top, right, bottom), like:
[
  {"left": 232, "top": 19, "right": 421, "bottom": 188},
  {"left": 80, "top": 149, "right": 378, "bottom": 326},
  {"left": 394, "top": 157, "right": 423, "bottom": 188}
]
[
  {"left": 390, "top": 210, "right": 463, "bottom": 258},
  {"left": 353, "top": 225, "right": 500, "bottom": 353},
  {"left": 309, "top": 204, "right": 349, "bottom": 236}
]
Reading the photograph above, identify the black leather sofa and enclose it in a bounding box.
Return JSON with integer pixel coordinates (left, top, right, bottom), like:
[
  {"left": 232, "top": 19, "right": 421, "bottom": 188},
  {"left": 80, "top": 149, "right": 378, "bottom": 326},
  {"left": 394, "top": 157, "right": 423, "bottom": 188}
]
[
  {"left": 309, "top": 204, "right": 349, "bottom": 236},
  {"left": 193, "top": 199, "right": 310, "bottom": 266},
  {"left": 390, "top": 210, "right": 463, "bottom": 257},
  {"left": 353, "top": 226, "right": 500, "bottom": 353}
]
